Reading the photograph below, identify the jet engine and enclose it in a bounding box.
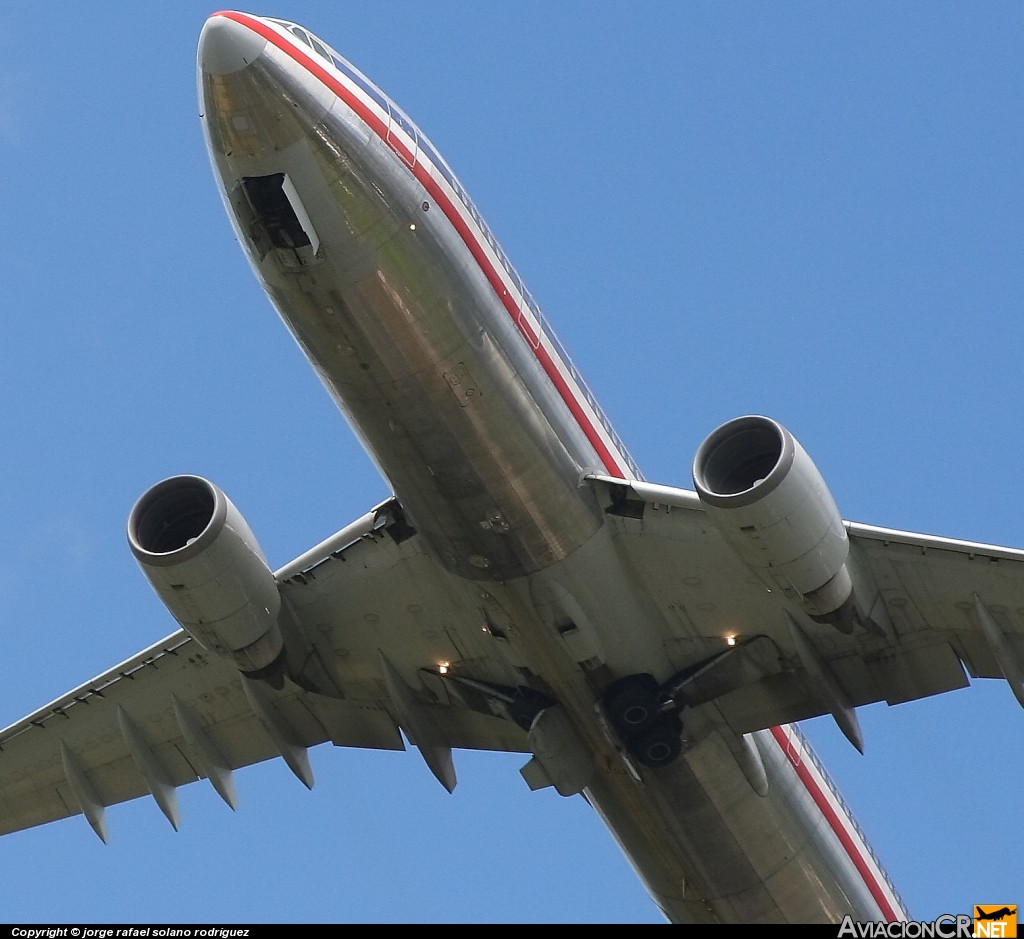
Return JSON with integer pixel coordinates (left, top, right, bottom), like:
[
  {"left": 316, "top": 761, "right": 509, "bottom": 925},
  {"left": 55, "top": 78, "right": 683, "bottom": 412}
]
[
  {"left": 127, "top": 475, "right": 285, "bottom": 677},
  {"left": 692, "top": 416, "right": 852, "bottom": 617}
]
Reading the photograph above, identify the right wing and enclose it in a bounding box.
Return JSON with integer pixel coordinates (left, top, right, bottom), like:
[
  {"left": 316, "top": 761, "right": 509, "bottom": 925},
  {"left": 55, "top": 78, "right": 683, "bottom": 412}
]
[
  {"left": 585, "top": 474, "right": 1024, "bottom": 739},
  {"left": 0, "top": 498, "right": 528, "bottom": 840}
]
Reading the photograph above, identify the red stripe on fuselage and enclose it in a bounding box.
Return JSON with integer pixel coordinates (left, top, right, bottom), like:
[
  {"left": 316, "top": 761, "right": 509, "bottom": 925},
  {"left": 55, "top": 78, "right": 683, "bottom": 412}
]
[
  {"left": 215, "top": 11, "right": 626, "bottom": 478},
  {"left": 769, "top": 726, "right": 900, "bottom": 922}
]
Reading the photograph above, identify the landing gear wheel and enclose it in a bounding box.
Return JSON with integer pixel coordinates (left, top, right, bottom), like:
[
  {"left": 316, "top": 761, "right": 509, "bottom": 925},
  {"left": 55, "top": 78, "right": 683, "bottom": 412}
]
[
  {"left": 629, "top": 715, "right": 683, "bottom": 768},
  {"left": 603, "top": 674, "right": 661, "bottom": 734}
]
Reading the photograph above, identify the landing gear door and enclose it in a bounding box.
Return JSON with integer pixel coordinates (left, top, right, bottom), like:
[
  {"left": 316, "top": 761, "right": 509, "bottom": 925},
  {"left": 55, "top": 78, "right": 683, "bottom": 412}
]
[{"left": 234, "top": 173, "right": 322, "bottom": 271}]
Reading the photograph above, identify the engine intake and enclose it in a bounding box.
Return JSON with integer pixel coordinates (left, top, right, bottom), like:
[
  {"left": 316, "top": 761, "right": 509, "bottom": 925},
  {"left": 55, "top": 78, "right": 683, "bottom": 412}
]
[
  {"left": 128, "top": 475, "right": 284, "bottom": 676},
  {"left": 693, "top": 416, "right": 852, "bottom": 617}
]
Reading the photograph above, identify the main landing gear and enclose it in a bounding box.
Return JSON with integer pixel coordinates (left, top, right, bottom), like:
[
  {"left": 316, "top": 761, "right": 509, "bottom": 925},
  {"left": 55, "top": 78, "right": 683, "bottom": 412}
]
[{"left": 602, "top": 674, "right": 684, "bottom": 768}]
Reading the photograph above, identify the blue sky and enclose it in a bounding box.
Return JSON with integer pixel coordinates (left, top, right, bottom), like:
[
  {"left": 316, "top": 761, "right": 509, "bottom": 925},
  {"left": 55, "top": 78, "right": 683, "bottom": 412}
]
[{"left": 1, "top": 1, "right": 1021, "bottom": 925}]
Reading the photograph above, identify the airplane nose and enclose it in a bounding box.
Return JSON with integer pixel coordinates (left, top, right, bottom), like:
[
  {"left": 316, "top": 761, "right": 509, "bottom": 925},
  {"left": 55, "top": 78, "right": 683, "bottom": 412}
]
[{"left": 198, "top": 14, "right": 267, "bottom": 75}]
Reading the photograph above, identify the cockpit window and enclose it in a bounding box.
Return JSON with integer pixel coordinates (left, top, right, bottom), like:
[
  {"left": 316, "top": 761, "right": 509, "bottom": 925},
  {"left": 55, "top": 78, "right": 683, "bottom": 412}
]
[
  {"left": 266, "top": 18, "right": 332, "bottom": 63},
  {"left": 287, "top": 26, "right": 313, "bottom": 49}
]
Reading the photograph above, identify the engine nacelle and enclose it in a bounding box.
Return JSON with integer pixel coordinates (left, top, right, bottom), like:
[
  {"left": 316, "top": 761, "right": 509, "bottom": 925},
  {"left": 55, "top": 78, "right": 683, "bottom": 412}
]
[
  {"left": 128, "top": 475, "right": 284, "bottom": 676},
  {"left": 692, "top": 415, "right": 851, "bottom": 616}
]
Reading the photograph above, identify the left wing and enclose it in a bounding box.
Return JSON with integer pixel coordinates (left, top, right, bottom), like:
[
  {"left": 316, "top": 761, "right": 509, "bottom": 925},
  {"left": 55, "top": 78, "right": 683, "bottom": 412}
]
[
  {"left": 0, "top": 497, "right": 528, "bottom": 841},
  {"left": 586, "top": 473, "right": 1024, "bottom": 742}
]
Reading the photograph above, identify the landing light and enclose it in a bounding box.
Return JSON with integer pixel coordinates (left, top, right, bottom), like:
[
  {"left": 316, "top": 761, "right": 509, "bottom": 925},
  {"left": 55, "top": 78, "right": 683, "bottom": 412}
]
[
  {"left": 438, "top": 661, "right": 450, "bottom": 674},
  {"left": 725, "top": 635, "right": 737, "bottom": 647}
]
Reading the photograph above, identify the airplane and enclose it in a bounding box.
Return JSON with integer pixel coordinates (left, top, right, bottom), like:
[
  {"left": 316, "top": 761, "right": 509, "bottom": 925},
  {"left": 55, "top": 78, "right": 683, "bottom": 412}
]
[
  {"left": 975, "top": 908, "right": 1015, "bottom": 922},
  {"left": 4, "top": 3, "right": 1019, "bottom": 921}
]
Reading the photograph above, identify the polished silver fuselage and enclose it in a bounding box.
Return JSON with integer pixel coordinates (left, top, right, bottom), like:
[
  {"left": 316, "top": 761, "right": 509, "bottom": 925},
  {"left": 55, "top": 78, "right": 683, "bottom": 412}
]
[
  {"left": 202, "top": 23, "right": 609, "bottom": 584},
  {"left": 199, "top": 13, "right": 900, "bottom": 924}
]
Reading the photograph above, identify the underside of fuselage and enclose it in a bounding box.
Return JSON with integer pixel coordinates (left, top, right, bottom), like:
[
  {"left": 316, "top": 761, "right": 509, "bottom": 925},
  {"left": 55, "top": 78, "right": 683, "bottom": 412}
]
[{"left": 200, "top": 24, "right": 605, "bottom": 584}]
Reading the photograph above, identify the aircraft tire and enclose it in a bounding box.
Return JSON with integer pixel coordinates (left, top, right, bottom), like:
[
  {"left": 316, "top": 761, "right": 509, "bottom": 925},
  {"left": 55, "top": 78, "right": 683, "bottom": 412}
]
[
  {"left": 603, "top": 673, "right": 661, "bottom": 735},
  {"left": 630, "top": 715, "right": 683, "bottom": 768}
]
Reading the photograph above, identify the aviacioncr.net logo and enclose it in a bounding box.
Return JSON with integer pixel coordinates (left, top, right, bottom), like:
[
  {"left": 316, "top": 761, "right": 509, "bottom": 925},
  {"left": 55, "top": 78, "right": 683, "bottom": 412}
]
[
  {"left": 973, "top": 906, "right": 1017, "bottom": 938},
  {"left": 836, "top": 907, "right": 1018, "bottom": 939},
  {"left": 837, "top": 915, "right": 973, "bottom": 937}
]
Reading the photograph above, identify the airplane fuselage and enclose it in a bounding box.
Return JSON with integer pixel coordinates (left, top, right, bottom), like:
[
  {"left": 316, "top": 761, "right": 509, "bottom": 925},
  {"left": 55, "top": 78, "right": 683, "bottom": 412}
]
[
  {"left": 202, "top": 14, "right": 632, "bottom": 584},
  {"left": 199, "top": 12, "right": 904, "bottom": 924}
]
